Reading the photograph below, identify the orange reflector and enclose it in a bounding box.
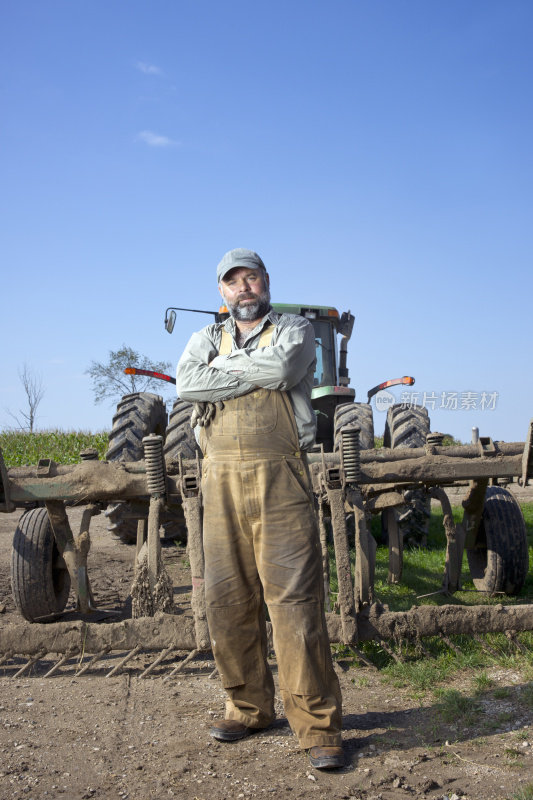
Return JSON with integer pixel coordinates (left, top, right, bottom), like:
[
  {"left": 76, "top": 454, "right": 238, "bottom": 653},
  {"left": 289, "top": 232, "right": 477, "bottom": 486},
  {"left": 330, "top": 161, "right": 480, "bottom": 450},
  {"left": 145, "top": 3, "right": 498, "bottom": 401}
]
[
  {"left": 219, "top": 305, "right": 228, "bottom": 313},
  {"left": 327, "top": 309, "right": 339, "bottom": 318}
]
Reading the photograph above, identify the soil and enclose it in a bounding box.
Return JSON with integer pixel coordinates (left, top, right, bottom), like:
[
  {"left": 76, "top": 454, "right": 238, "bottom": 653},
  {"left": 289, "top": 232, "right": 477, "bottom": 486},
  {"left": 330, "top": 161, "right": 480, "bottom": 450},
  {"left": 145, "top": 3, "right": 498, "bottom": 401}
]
[{"left": 0, "top": 506, "right": 531, "bottom": 800}]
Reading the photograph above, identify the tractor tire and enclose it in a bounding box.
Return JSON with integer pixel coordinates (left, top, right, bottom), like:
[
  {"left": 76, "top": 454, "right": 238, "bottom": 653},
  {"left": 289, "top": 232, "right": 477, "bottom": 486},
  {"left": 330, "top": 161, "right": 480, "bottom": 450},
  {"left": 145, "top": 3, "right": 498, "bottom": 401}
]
[
  {"left": 11, "top": 507, "right": 71, "bottom": 622},
  {"left": 383, "top": 404, "right": 431, "bottom": 546},
  {"left": 333, "top": 402, "right": 375, "bottom": 452},
  {"left": 384, "top": 404, "right": 430, "bottom": 449},
  {"left": 106, "top": 392, "right": 168, "bottom": 462},
  {"left": 466, "top": 486, "right": 529, "bottom": 596},
  {"left": 163, "top": 398, "right": 201, "bottom": 463},
  {"left": 161, "top": 398, "right": 201, "bottom": 542},
  {"left": 333, "top": 403, "right": 374, "bottom": 541},
  {"left": 105, "top": 392, "right": 168, "bottom": 543}
]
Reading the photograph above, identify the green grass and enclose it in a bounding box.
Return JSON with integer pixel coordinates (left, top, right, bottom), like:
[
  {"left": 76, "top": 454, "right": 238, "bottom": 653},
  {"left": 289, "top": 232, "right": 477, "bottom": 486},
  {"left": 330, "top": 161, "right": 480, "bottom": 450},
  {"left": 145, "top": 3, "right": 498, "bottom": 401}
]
[
  {"left": 373, "top": 433, "right": 463, "bottom": 449},
  {"left": 0, "top": 429, "right": 109, "bottom": 467},
  {"left": 511, "top": 786, "right": 533, "bottom": 800},
  {"left": 522, "top": 682, "right": 533, "bottom": 709},
  {"left": 509, "top": 783, "right": 533, "bottom": 800},
  {"left": 433, "top": 687, "right": 480, "bottom": 725},
  {"left": 472, "top": 671, "right": 494, "bottom": 695},
  {"left": 493, "top": 686, "right": 512, "bottom": 699},
  {"left": 328, "top": 500, "right": 533, "bottom": 683}
]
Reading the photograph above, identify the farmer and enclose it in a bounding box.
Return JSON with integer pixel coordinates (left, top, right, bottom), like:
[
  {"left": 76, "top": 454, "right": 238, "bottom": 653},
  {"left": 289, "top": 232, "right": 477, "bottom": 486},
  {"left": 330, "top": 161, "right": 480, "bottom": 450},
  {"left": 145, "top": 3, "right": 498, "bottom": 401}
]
[{"left": 176, "top": 248, "right": 343, "bottom": 770}]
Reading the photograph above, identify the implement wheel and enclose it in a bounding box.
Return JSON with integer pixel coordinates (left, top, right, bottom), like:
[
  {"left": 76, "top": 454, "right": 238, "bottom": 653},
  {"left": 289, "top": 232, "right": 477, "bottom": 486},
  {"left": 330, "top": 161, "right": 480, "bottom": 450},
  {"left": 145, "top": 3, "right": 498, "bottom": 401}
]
[
  {"left": 467, "top": 486, "right": 529, "bottom": 596},
  {"left": 11, "top": 508, "right": 71, "bottom": 622},
  {"left": 105, "top": 392, "right": 167, "bottom": 542}
]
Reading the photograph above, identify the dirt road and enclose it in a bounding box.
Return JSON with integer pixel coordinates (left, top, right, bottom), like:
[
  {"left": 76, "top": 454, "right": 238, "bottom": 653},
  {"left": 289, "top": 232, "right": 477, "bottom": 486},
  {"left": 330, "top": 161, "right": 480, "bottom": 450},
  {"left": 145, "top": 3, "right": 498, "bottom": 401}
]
[{"left": 0, "top": 507, "right": 531, "bottom": 800}]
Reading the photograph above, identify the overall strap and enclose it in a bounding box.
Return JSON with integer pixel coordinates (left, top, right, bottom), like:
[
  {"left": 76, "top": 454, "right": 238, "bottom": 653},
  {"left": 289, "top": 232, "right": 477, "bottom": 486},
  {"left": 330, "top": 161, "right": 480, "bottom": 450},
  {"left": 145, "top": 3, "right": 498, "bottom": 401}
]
[
  {"left": 257, "top": 324, "right": 275, "bottom": 348},
  {"left": 218, "top": 329, "right": 233, "bottom": 355},
  {"left": 217, "top": 323, "right": 275, "bottom": 355}
]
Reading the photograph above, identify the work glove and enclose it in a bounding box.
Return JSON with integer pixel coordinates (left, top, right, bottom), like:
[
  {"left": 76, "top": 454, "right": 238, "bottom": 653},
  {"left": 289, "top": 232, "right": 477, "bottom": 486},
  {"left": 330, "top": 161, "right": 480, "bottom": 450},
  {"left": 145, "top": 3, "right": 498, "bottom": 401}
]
[{"left": 190, "top": 401, "right": 224, "bottom": 428}]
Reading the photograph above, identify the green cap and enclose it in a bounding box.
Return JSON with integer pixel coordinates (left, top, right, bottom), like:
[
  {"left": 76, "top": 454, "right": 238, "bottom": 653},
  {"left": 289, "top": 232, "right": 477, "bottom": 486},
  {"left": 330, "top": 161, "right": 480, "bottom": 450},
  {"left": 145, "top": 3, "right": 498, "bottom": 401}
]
[{"left": 217, "top": 248, "right": 266, "bottom": 282}]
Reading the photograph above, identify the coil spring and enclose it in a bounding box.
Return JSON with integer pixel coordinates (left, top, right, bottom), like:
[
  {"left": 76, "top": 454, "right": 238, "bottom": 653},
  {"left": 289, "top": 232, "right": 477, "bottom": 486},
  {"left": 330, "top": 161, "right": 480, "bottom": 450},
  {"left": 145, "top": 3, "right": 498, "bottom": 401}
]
[
  {"left": 426, "top": 432, "right": 444, "bottom": 447},
  {"left": 142, "top": 434, "right": 166, "bottom": 497},
  {"left": 341, "top": 427, "right": 361, "bottom": 484}
]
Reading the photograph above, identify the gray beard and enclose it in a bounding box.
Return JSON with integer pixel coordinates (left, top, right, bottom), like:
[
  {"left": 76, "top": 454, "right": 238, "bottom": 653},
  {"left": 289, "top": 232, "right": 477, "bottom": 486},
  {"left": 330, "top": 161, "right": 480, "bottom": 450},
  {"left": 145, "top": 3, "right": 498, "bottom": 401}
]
[{"left": 224, "top": 287, "right": 271, "bottom": 322}]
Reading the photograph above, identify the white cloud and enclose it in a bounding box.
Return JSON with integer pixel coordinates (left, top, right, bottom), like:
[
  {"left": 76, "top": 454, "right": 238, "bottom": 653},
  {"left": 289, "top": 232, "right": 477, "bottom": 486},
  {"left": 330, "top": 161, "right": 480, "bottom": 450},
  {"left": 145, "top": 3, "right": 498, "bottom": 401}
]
[
  {"left": 137, "top": 61, "right": 163, "bottom": 76},
  {"left": 137, "top": 130, "right": 180, "bottom": 148}
]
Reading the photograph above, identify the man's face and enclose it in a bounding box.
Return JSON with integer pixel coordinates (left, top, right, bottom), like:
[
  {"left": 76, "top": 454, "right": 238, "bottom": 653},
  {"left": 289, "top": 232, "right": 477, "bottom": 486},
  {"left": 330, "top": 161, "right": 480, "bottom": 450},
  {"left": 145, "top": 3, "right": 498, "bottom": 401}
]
[{"left": 219, "top": 267, "right": 271, "bottom": 322}]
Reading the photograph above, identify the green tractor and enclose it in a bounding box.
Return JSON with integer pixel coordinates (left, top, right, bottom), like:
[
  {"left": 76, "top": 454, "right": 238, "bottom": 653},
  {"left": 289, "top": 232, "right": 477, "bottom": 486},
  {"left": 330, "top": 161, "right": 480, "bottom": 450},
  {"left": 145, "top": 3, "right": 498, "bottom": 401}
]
[{"left": 105, "top": 303, "right": 428, "bottom": 542}]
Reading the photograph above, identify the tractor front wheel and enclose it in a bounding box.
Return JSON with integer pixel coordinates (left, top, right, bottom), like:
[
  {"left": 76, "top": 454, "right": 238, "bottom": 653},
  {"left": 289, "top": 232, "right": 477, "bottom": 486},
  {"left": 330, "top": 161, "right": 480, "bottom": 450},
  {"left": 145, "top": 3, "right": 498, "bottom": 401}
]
[
  {"left": 382, "top": 404, "right": 431, "bottom": 546},
  {"left": 163, "top": 398, "right": 201, "bottom": 464},
  {"left": 105, "top": 392, "right": 168, "bottom": 543},
  {"left": 333, "top": 402, "right": 375, "bottom": 452},
  {"left": 162, "top": 398, "right": 201, "bottom": 541}
]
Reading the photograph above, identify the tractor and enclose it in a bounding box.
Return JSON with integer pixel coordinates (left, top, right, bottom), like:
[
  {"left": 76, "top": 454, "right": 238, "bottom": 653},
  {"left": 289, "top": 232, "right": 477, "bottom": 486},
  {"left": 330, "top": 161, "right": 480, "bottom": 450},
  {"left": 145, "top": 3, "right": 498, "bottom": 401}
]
[{"left": 104, "top": 303, "right": 423, "bottom": 543}]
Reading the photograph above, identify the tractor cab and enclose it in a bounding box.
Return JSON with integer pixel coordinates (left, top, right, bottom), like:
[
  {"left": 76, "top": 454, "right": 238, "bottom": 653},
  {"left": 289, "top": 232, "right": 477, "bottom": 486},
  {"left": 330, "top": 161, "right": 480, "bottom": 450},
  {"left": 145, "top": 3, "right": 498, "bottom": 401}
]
[{"left": 267, "top": 304, "right": 356, "bottom": 449}]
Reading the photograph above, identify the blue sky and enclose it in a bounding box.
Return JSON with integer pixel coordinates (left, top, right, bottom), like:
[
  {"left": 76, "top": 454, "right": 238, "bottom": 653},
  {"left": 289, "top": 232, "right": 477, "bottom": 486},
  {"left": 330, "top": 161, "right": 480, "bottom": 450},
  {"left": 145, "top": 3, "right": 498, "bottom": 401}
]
[{"left": 1, "top": 0, "right": 532, "bottom": 443}]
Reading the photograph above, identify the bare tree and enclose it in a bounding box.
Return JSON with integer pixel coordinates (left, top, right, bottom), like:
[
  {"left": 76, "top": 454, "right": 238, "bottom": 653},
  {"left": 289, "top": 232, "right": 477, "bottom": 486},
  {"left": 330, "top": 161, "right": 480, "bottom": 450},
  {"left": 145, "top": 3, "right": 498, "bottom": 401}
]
[
  {"left": 86, "top": 345, "right": 172, "bottom": 405},
  {"left": 7, "top": 364, "right": 46, "bottom": 432}
]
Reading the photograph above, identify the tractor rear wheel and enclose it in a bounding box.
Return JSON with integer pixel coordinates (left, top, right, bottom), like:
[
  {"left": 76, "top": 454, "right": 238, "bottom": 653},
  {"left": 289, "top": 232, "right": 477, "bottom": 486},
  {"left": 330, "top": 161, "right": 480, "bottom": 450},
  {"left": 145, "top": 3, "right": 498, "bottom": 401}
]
[
  {"left": 105, "top": 392, "right": 168, "bottom": 543},
  {"left": 333, "top": 402, "right": 375, "bottom": 452},
  {"left": 466, "top": 486, "right": 529, "bottom": 596},
  {"left": 383, "top": 404, "right": 431, "bottom": 546},
  {"left": 11, "top": 507, "right": 71, "bottom": 622}
]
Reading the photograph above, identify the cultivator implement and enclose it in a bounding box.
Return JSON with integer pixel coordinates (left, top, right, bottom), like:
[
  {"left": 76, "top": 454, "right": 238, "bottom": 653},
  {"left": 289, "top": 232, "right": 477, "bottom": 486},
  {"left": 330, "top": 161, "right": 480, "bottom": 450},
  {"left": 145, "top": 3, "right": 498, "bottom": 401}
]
[{"left": 1, "top": 421, "right": 532, "bottom": 678}]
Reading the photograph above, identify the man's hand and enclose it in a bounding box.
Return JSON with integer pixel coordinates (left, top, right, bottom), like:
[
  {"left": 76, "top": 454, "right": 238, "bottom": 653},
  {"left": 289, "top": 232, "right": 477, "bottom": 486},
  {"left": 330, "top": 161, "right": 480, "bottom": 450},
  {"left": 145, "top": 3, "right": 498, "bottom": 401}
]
[{"left": 190, "top": 401, "right": 225, "bottom": 428}]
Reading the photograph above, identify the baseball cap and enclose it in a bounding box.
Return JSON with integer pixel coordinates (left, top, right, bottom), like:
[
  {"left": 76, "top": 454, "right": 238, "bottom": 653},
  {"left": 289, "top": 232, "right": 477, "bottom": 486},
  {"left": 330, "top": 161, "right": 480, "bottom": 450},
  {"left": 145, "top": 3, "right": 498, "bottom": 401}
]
[{"left": 217, "top": 248, "right": 266, "bottom": 283}]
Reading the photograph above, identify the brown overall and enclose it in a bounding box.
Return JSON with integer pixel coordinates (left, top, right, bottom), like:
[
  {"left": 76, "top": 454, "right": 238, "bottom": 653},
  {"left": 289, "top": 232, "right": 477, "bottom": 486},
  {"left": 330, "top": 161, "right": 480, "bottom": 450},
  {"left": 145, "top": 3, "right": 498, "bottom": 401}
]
[{"left": 200, "top": 329, "right": 342, "bottom": 748}]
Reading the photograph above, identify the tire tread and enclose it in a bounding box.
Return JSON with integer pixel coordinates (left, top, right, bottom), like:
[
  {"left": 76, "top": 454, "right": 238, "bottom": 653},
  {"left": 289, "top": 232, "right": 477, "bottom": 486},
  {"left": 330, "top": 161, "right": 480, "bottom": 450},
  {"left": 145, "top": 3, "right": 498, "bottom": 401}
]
[{"left": 11, "top": 508, "right": 71, "bottom": 622}]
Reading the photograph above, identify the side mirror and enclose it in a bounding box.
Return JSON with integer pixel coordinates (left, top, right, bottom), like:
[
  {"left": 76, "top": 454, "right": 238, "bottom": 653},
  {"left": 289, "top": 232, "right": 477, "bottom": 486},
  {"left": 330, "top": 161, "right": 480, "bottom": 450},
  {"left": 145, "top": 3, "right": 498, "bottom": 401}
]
[
  {"left": 337, "top": 311, "right": 355, "bottom": 340},
  {"left": 165, "top": 309, "right": 176, "bottom": 334}
]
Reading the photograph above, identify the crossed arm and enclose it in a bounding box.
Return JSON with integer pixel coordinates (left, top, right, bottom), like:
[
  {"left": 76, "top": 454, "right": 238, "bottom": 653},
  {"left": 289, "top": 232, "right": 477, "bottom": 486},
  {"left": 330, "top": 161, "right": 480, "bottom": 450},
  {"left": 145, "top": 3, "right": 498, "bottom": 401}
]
[{"left": 176, "top": 317, "right": 316, "bottom": 404}]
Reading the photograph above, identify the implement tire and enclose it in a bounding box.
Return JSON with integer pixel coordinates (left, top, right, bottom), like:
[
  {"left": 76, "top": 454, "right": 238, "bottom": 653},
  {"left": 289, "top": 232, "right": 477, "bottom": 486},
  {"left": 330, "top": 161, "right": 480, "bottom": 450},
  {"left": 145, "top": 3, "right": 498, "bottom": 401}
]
[
  {"left": 383, "top": 404, "right": 431, "bottom": 546},
  {"left": 333, "top": 402, "right": 375, "bottom": 452},
  {"left": 467, "top": 486, "right": 529, "bottom": 596},
  {"left": 105, "top": 392, "right": 168, "bottom": 543},
  {"left": 11, "top": 508, "right": 71, "bottom": 622}
]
